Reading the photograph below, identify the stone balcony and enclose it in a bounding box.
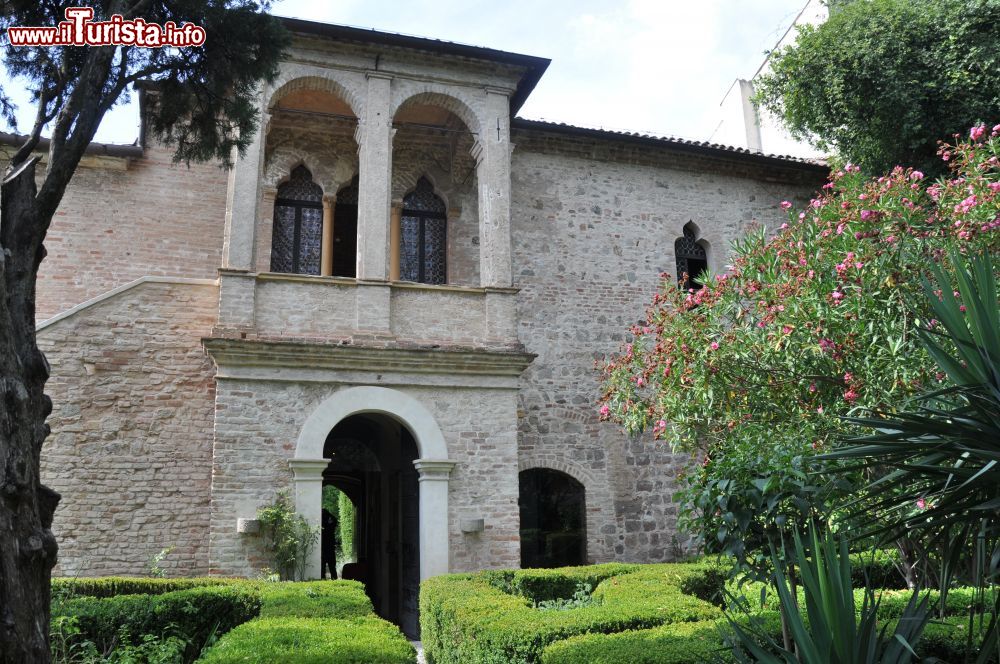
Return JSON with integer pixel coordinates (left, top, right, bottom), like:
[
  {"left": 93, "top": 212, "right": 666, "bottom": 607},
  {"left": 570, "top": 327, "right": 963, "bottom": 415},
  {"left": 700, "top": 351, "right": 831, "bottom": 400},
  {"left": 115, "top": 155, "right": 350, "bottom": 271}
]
[{"left": 214, "top": 269, "right": 521, "bottom": 351}]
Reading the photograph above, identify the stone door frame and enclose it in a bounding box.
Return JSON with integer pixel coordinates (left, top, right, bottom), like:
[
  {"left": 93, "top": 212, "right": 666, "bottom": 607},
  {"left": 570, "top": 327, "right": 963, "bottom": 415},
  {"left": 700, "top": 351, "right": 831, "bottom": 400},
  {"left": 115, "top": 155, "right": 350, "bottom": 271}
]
[{"left": 290, "top": 385, "right": 455, "bottom": 580}]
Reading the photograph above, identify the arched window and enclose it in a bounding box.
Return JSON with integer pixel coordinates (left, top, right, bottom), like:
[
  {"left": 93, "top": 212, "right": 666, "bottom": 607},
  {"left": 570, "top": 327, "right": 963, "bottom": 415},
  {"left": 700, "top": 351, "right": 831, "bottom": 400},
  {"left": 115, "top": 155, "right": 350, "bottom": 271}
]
[
  {"left": 518, "top": 468, "right": 587, "bottom": 568},
  {"left": 675, "top": 223, "right": 708, "bottom": 290},
  {"left": 271, "top": 165, "right": 324, "bottom": 275},
  {"left": 400, "top": 177, "right": 447, "bottom": 285}
]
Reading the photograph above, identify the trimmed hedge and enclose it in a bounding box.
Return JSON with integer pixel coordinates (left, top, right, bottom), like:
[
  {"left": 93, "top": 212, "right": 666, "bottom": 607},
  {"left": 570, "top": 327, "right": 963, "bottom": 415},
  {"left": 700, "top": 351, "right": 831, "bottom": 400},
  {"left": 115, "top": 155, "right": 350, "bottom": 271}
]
[
  {"left": 257, "top": 579, "right": 373, "bottom": 618},
  {"left": 198, "top": 616, "right": 416, "bottom": 664},
  {"left": 57, "top": 585, "right": 261, "bottom": 661},
  {"left": 420, "top": 562, "right": 724, "bottom": 664},
  {"left": 52, "top": 576, "right": 237, "bottom": 598}
]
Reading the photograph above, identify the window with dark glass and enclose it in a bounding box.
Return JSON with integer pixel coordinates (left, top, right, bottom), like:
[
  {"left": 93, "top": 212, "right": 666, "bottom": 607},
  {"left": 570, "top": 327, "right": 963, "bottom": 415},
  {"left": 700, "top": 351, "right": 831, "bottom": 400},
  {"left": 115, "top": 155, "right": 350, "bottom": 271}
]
[
  {"left": 675, "top": 224, "right": 708, "bottom": 290},
  {"left": 400, "top": 177, "right": 447, "bottom": 285},
  {"left": 333, "top": 176, "right": 359, "bottom": 279},
  {"left": 271, "top": 165, "right": 323, "bottom": 275}
]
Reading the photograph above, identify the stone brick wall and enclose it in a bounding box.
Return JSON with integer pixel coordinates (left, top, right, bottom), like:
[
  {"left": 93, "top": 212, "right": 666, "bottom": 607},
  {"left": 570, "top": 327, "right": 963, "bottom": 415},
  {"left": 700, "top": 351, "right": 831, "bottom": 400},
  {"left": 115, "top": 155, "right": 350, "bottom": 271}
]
[
  {"left": 35, "top": 143, "right": 228, "bottom": 322},
  {"left": 38, "top": 280, "right": 218, "bottom": 577},
  {"left": 509, "top": 129, "right": 826, "bottom": 563}
]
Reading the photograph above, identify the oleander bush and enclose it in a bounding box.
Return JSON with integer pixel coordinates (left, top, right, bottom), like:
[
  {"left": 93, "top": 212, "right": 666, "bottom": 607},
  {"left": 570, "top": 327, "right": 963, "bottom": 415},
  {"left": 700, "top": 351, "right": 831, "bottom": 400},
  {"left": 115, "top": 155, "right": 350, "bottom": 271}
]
[{"left": 198, "top": 616, "right": 416, "bottom": 664}]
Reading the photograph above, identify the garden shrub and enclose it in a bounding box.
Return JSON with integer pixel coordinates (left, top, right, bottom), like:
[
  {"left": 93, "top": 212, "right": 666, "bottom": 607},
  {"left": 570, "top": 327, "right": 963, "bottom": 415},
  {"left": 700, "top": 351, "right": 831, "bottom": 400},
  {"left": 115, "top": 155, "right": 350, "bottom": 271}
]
[
  {"left": 197, "top": 615, "right": 416, "bottom": 664},
  {"left": 420, "top": 562, "right": 723, "bottom": 664},
  {"left": 52, "top": 576, "right": 237, "bottom": 598},
  {"left": 56, "top": 585, "right": 262, "bottom": 661},
  {"left": 257, "top": 579, "right": 372, "bottom": 618}
]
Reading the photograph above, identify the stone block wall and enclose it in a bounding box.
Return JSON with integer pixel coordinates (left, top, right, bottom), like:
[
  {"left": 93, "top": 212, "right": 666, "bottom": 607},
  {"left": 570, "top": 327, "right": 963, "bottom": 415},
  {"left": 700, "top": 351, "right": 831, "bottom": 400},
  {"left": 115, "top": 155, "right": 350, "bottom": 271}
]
[
  {"left": 509, "top": 129, "right": 826, "bottom": 563},
  {"left": 36, "top": 143, "right": 228, "bottom": 322},
  {"left": 38, "top": 280, "right": 219, "bottom": 577}
]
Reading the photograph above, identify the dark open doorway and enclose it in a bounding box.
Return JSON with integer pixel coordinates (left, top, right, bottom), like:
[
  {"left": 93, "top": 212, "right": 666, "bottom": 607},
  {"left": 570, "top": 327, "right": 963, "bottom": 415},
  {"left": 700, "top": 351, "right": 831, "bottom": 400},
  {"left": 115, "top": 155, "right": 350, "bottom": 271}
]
[
  {"left": 323, "top": 414, "right": 420, "bottom": 638},
  {"left": 518, "top": 468, "right": 587, "bottom": 569}
]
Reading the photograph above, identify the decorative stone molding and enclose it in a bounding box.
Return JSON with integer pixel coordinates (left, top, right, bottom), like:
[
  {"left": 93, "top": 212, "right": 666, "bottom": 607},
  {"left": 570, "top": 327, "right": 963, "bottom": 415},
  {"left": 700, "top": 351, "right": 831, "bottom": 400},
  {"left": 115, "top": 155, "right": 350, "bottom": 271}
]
[{"left": 413, "top": 458, "right": 457, "bottom": 481}]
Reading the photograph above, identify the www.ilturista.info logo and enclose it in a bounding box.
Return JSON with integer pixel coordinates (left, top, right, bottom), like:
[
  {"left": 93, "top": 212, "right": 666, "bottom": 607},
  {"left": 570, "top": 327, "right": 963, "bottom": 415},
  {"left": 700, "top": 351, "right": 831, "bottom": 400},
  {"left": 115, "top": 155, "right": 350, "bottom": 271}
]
[{"left": 6, "top": 7, "right": 206, "bottom": 47}]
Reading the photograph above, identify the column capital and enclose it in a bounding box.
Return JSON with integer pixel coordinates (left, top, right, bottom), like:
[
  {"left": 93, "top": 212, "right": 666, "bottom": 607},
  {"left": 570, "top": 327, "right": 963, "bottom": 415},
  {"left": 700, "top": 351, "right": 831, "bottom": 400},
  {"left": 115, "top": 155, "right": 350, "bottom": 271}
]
[
  {"left": 484, "top": 85, "right": 514, "bottom": 97},
  {"left": 413, "top": 458, "right": 457, "bottom": 481},
  {"left": 366, "top": 70, "right": 394, "bottom": 82},
  {"left": 288, "top": 458, "right": 331, "bottom": 479}
]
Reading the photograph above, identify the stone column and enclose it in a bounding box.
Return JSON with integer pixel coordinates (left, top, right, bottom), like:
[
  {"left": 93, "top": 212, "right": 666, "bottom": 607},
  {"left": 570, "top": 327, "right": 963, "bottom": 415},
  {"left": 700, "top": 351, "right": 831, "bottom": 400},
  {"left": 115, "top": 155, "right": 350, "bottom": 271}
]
[
  {"left": 223, "top": 97, "right": 269, "bottom": 271},
  {"left": 289, "top": 458, "right": 331, "bottom": 580},
  {"left": 389, "top": 203, "right": 402, "bottom": 281},
  {"left": 356, "top": 72, "right": 394, "bottom": 281},
  {"left": 474, "top": 88, "right": 514, "bottom": 288},
  {"left": 321, "top": 196, "right": 335, "bottom": 277},
  {"left": 413, "top": 459, "right": 456, "bottom": 580}
]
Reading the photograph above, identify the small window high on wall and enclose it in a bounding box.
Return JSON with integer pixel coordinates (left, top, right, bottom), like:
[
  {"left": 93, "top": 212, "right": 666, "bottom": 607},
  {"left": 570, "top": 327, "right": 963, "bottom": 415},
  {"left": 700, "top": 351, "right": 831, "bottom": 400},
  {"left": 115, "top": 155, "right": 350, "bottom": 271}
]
[
  {"left": 400, "top": 177, "right": 447, "bottom": 285},
  {"left": 271, "top": 165, "right": 324, "bottom": 275},
  {"left": 675, "top": 223, "right": 708, "bottom": 290}
]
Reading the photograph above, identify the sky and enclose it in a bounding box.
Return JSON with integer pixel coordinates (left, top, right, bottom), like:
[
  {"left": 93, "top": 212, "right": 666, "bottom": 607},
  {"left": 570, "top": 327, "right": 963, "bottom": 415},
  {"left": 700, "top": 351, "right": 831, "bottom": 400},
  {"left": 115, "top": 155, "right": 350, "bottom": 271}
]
[{"left": 1, "top": 0, "right": 808, "bottom": 146}]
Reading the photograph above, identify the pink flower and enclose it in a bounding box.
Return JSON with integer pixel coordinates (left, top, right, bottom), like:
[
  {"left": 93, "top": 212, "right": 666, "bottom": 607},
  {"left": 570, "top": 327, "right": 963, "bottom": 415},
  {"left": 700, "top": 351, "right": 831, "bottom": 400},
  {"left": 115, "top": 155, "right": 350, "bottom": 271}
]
[
  {"left": 709, "top": 342, "right": 720, "bottom": 351},
  {"left": 780, "top": 200, "right": 792, "bottom": 209},
  {"left": 832, "top": 290, "right": 844, "bottom": 301},
  {"left": 910, "top": 170, "right": 924, "bottom": 181},
  {"left": 989, "top": 182, "right": 1000, "bottom": 193},
  {"left": 808, "top": 383, "right": 817, "bottom": 393},
  {"left": 970, "top": 124, "right": 986, "bottom": 141},
  {"left": 916, "top": 498, "right": 927, "bottom": 510},
  {"left": 599, "top": 404, "right": 610, "bottom": 417},
  {"left": 844, "top": 389, "right": 859, "bottom": 403},
  {"left": 860, "top": 209, "right": 875, "bottom": 221}
]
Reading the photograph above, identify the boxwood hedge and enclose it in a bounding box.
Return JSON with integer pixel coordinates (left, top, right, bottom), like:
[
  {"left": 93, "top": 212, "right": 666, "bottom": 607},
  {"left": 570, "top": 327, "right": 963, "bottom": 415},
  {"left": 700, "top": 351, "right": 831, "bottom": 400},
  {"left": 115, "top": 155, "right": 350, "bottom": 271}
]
[
  {"left": 420, "top": 562, "right": 725, "bottom": 664},
  {"left": 198, "top": 616, "right": 416, "bottom": 664},
  {"left": 422, "top": 562, "right": 995, "bottom": 664},
  {"left": 52, "top": 576, "right": 414, "bottom": 663}
]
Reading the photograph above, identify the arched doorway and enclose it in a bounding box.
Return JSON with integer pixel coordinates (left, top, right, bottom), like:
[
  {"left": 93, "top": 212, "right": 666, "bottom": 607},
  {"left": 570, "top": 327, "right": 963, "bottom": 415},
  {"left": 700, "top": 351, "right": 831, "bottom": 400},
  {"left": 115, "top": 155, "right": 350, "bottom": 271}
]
[
  {"left": 518, "top": 468, "right": 587, "bottom": 568},
  {"left": 290, "top": 387, "right": 455, "bottom": 634},
  {"left": 322, "top": 414, "right": 420, "bottom": 637}
]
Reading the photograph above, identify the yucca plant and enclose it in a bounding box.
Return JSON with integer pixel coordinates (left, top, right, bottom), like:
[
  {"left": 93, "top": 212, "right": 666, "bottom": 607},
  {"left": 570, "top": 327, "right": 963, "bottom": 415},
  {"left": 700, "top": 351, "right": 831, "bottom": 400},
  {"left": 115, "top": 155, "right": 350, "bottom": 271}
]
[
  {"left": 725, "top": 523, "right": 931, "bottom": 663},
  {"left": 824, "top": 249, "right": 1000, "bottom": 662}
]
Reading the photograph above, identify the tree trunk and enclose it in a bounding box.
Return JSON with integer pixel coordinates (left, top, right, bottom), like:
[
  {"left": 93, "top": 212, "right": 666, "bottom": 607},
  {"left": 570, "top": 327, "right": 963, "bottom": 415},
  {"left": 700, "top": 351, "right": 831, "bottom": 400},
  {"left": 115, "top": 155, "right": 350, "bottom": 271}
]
[{"left": 0, "top": 158, "right": 60, "bottom": 664}]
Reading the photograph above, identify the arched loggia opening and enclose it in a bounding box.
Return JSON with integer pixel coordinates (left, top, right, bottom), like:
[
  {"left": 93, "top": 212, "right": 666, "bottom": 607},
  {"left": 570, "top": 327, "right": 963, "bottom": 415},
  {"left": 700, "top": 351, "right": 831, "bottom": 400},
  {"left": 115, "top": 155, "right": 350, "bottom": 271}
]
[{"left": 518, "top": 468, "right": 587, "bottom": 569}]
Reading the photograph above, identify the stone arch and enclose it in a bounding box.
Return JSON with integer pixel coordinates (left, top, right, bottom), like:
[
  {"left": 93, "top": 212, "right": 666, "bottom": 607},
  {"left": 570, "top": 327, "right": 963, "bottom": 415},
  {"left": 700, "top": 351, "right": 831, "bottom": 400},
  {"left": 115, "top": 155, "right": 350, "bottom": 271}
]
[
  {"left": 267, "top": 73, "right": 361, "bottom": 118},
  {"left": 296, "top": 386, "right": 448, "bottom": 460},
  {"left": 392, "top": 90, "right": 481, "bottom": 137},
  {"left": 517, "top": 458, "right": 597, "bottom": 488},
  {"left": 291, "top": 386, "right": 453, "bottom": 580}
]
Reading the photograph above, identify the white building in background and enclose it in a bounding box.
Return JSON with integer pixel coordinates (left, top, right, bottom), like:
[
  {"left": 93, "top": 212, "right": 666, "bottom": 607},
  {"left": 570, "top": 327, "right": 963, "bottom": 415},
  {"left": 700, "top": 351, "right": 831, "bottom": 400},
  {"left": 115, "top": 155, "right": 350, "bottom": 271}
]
[{"left": 712, "top": 0, "right": 828, "bottom": 160}]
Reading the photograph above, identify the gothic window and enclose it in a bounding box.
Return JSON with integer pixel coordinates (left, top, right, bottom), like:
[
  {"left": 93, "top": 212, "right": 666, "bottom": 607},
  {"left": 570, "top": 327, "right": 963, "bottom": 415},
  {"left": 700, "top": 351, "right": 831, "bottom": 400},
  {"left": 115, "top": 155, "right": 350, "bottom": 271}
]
[
  {"left": 271, "top": 165, "right": 324, "bottom": 275},
  {"left": 675, "top": 223, "right": 708, "bottom": 290},
  {"left": 400, "top": 177, "right": 447, "bottom": 285}
]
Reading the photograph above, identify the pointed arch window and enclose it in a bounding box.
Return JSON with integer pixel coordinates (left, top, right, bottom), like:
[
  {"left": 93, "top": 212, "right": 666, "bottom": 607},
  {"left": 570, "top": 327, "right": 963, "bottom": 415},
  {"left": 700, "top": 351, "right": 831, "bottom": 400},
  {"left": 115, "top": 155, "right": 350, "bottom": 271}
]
[
  {"left": 271, "top": 165, "right": 324, "bottom": 275},
  {"left": 675, "top": 224, "right": 708, "bottom": 290},
  {"left": 400, "top": 177, "right": 447, "bottom": 285}
]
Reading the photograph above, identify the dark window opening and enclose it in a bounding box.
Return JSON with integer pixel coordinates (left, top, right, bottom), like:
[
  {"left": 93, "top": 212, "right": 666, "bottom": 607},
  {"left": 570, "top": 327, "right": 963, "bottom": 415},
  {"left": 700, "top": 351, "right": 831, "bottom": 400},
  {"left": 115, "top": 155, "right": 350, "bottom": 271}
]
[
  {"left": 518, "top": 468, "right": 586, "bottom": 569},
  {"left": 333, "top": 176, "right": 359, "bottom": 278},
  {"left": 271, "top": 165, "right": 324, "bottom": 275},
  {"left": 400, "top": 177, "right": 447, "bottom": 285},
  {"left": 675, "top": 224, "right": 708, "bottom": 290}
]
